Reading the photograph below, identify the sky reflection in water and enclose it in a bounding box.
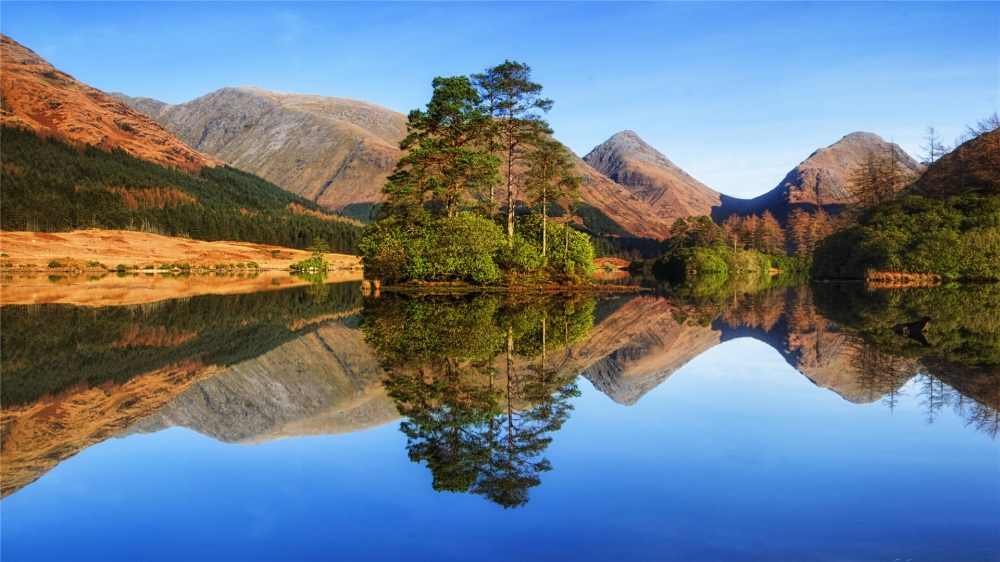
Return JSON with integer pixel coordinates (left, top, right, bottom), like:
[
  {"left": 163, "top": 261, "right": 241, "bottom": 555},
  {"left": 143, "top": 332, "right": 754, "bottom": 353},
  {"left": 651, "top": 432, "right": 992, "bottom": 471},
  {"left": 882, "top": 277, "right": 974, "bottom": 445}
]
[{"left": 0, "top": 281, "right": 997, "bottom": 561}]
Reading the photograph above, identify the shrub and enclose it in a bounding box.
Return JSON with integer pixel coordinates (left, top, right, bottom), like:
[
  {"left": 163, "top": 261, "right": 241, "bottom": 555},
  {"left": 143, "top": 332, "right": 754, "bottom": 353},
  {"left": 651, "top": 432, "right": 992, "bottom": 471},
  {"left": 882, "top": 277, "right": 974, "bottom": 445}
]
[
  {"left": 47, "top": 260, "right": 65, "bottom": 268},
  {"left": 290, "top": 256, "right": 328, "bottom": 271},
  {"left": 115, "top": 264, "right": 127, "bottom": 272}
]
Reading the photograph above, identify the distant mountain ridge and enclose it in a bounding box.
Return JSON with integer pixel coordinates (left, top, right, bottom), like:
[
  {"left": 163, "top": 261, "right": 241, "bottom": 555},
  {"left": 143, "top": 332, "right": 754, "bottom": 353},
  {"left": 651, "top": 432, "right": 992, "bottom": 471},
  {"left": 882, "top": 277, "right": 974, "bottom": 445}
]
[{"left": 116, "top": 87, "right": 674, "bottom": 238}]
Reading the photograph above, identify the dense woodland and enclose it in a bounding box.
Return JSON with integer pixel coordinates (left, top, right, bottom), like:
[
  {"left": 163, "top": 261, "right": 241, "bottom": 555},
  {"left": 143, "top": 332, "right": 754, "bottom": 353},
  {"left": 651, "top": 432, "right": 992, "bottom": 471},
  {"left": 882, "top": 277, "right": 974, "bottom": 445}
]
[{"left": 0, "top": 126, "right": 362, "bottom": 253}]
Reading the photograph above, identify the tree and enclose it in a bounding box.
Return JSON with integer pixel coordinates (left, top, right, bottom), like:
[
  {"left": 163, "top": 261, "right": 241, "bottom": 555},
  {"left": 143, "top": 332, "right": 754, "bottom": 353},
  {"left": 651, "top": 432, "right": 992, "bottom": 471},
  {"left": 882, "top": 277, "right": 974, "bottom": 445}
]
[
  {"left": 522, "top": 139, "right": 581, "bottom": 256},
  {"left": 721, "top": 215, "right": 743, "bottom": 250},
  {"left": 472, "top": 61, "right": 554, "bottom": 245},
  {"left": 758, "top": 211, "right": 785, "bottom": 254},
  {"left": 920, "top": 126, "right": 947, "bottom": 164},
  {"left": 847, "top": 143, "right": 913, "bottom": 213},
  {"left": 384, "top": 77, "right": 500, "bottom": 217}
]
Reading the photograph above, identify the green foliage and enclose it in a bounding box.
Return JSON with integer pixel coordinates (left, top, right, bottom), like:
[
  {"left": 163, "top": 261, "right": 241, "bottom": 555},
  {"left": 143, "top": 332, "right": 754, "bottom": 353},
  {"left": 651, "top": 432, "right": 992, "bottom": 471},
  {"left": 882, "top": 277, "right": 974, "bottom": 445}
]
[
  {"left": 115, "top": 264, "right": 127, "bottom": 272},
  {"left": 360, "top": 210, "right": 506, "bottom": 285},
  {"left": 768, "top": 254, "right": 812, "bottom": 272},
  {"left": 496, "top": 234, "right": 546, "bottom": 274},
  {"left": 384, "top": 76, "right": 499, "bottom": 215},
  {"left": 360, "top": 209, "right": 593, "bottom": 285},
  {"left": 290, "top": 256, "right": 329, "bottom": 271},
  {"left": 85, "top": 260, "right": 105, "bottom": 268},
  {"left": 0, "top": 126, "right": 361, "bottom": 253},
  {"left": 47, "top": 260, "right": 65, "bottom": 268},
  {"left": 811, "top": 192, "right": 1000, "bottom": 280},
  {"left": 668, "top": 215, "right": 725, "bottom": 250}
]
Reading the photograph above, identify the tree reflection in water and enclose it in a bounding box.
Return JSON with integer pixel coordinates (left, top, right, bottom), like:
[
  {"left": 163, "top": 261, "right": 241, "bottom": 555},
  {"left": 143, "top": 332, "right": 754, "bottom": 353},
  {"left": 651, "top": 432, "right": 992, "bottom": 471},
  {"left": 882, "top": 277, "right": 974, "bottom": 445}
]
[{"left": 361, "top": 294, "right": 593, "bottom": 508}]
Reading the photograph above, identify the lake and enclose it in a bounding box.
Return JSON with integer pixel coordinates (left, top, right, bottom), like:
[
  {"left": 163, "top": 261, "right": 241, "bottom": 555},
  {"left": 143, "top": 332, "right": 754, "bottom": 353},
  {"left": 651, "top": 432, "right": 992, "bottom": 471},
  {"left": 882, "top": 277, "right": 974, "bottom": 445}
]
[{"left": 1, "top": 274, "right": 997, "bottom": 561}]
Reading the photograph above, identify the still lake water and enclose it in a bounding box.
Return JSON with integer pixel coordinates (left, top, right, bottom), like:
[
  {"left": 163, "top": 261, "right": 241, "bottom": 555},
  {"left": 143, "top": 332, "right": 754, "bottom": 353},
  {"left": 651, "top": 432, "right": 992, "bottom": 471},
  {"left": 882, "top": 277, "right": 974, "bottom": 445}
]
[{"left": 1, "top": 275, "right": 997, "bottom": 561}]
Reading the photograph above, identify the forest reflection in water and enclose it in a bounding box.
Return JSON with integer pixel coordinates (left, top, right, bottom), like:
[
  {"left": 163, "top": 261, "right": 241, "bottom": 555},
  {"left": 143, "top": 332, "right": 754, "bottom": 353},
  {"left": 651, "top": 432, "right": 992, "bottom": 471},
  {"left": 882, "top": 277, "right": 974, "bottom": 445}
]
[{"left": 0, "top": 274, "right": 998, "bottom": 507}]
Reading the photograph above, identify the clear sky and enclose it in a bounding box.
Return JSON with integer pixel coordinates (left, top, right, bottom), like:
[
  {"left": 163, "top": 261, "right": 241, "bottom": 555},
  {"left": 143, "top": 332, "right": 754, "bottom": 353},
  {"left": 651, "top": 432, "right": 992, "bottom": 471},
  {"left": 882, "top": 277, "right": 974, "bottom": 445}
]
[{"left": 2, "top": 1, "right": 997, "bottom": 198}]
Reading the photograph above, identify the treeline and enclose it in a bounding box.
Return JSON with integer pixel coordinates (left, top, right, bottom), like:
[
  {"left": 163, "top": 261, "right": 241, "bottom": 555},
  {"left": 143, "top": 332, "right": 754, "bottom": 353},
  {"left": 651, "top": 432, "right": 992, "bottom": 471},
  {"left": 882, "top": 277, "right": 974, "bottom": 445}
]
[{"left": 0, "top": 126, "right": 362, "bottom": 253}]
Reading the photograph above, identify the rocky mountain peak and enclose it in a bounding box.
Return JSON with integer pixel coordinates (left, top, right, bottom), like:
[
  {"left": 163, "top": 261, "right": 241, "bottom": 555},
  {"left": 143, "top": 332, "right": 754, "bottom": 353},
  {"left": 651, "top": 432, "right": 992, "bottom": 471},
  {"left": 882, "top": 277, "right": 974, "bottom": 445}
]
[{"left": 582, "top": 130, "right": 724, "bottom": 222}]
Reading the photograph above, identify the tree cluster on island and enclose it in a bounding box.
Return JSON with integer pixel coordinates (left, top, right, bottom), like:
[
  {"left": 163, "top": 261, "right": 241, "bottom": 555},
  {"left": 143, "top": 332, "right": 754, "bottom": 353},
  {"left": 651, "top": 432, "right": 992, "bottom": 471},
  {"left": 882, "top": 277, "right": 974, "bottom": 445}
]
[{"left": 359, "top": 62, "right": 595, "bottom": 287}]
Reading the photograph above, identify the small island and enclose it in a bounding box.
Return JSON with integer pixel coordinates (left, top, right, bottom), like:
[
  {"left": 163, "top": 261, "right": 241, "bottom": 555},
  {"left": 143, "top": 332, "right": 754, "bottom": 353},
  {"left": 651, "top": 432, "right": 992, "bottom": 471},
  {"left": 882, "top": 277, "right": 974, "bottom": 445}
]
[{"left": 359, "top": 62, "right": 598, "bottom": 290}]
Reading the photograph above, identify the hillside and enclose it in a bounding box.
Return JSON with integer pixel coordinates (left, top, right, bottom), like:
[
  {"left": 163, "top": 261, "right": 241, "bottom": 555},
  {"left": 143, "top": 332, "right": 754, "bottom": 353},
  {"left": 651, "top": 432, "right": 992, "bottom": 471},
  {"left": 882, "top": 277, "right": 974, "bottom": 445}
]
[
  {"left": 583, "top": 131, "right": 730, "bottom": 224},
  {"left": 114, "top": 87, "right": 408, "bottom": 217},
  {"left": 0, "top": 35, "right": 220, "bottom": 171},
  {"left": 726, "top": 132, "right": 922, "bottom": 221}
]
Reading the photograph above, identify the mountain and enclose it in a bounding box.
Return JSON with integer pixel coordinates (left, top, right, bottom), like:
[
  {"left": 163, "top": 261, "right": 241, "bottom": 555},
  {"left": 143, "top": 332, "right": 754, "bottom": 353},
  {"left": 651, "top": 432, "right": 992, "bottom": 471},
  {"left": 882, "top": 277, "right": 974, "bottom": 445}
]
[
  {"left": 113, "top": 87, "right": 407, "bottom": 216},
  {"left": 728, "top": 132, "right": 922, "bottom": 221},
  {"left": 583, "top": 131, "right": 730, "bottom": 224},
  {"left": 117, "top": 88, "right": 672, "bottom": 238},
  {"left": 0, "top": 35, "right": 220, "bottom": 171}
]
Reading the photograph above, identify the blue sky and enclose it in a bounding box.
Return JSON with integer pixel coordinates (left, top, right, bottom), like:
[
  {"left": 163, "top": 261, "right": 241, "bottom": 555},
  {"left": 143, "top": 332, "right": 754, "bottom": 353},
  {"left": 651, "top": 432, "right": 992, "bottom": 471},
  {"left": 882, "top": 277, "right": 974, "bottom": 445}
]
[{"left": 2, "top": 2, "right": 997, "bottom": 198}]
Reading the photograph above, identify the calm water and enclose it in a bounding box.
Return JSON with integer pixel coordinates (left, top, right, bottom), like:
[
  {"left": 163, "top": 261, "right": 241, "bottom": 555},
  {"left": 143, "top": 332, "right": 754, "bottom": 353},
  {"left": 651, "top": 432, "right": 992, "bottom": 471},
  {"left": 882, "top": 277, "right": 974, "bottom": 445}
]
[{"left": 1, "top": 276, "right": 997, "bottom": 561}]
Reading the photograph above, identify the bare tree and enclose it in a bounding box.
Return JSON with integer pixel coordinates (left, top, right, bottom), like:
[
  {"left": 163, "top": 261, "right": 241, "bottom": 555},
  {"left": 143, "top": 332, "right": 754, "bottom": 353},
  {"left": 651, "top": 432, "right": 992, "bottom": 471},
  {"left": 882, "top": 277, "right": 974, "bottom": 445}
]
[{"left": 919, "top": 126, "right": 948, "bottom": 164}]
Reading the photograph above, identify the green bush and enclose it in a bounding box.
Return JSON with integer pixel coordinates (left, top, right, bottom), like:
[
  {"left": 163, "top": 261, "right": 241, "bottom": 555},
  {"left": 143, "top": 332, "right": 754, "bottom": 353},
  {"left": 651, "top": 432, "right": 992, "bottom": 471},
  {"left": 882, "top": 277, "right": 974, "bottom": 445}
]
[
  {"left": 47, "top": 260, "right": 65, "bottom": 269},
  {"left": 115, "top": 264, "right": 127, "bottom": 272},
  {"left": 290, "top": 256, "right": 329, "bottom": 271},
  {"left": 359, "top": 209, "right": 594, "bottom": 285},
  {"left": 497, "top": 234, "right": 546, "bottom": 274}
]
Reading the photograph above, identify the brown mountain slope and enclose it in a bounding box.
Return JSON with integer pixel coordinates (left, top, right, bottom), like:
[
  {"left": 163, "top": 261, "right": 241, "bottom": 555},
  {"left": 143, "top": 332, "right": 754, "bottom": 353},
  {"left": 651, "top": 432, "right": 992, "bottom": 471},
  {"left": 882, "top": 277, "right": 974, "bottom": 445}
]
[
  {"left": 583, "top": 131, "right": 727, "bottom": 223},
  {"left": 910, "top": 125, "right": 1000, "bottom": 197},
  {"left": 729, "top": 132, "right": 922, "bottom": 221},
  {"left": 0, "top": 35, "right": 220, "bottom": 171},
  {"left": 114, "top": 86, "right": 407, "bottom": 213},
  {"left": 569, "top": 151, "right": 675, "bottom": 239}
]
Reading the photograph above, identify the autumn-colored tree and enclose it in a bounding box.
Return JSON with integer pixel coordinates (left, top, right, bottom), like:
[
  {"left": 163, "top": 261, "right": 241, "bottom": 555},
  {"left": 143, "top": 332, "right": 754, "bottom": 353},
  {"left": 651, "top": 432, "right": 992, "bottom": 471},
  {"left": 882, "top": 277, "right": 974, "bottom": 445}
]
[
  {"left": 721, "top": 215, "right": 743, "bottom": 250},
  {"left": 757, "top": 211, "right": 785, "bottom": 254},
  {"left": 847, "top": 143, "right": 915, "bottom": 213},
  {"left": 786, "top": 208, "right": 837, "bottom": 256}
]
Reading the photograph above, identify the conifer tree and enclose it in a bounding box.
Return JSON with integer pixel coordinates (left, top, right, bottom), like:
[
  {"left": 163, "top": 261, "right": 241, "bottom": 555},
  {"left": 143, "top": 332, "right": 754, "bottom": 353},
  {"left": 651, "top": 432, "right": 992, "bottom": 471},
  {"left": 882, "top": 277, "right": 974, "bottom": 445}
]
[
  {"left": 384, "top": 77, "right": 499, "bottom": 216},
  {"left": 472, "top": 61, "right": 553, "bottom": 245},
  {"left": 523, "top": 139, "right": 581, "bottom": 256}
]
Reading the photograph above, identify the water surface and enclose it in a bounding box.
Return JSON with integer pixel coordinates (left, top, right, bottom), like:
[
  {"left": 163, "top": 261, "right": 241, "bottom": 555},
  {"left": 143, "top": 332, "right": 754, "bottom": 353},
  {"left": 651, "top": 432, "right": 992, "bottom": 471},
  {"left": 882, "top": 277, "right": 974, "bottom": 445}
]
[{"left": 1, "top": 277, "right": 997, "bottom": 561}]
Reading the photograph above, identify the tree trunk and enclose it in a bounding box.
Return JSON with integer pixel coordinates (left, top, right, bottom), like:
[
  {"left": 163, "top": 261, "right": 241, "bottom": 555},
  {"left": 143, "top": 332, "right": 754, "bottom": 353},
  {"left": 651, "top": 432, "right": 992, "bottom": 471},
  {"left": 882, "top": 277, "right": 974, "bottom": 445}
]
[
  {"left": 506, "top": 152, "right": 515, "bottom": 246},
  {"left": 542, "top": 188, "right": 547, "bottom": 257}
]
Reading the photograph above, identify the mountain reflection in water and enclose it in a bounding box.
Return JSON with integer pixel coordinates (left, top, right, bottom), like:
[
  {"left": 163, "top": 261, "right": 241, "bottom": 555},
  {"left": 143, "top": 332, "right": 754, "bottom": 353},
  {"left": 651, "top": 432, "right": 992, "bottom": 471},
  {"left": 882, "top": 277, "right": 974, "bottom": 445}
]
[{"left": 1, "top": 276, "right": 997, "bottom": 507}]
